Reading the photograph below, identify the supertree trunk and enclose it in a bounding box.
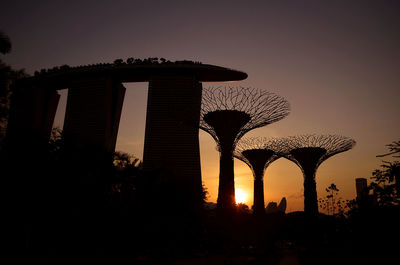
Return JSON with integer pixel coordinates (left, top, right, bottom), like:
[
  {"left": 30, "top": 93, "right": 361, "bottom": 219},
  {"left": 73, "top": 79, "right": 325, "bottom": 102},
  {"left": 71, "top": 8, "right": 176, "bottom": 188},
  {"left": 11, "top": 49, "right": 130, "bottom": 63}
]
[
  {"left": 203, "top": 109, "right": 251, "bottom": 213},
  {"left": 303, "top": 169, "right": 318, "bottom": 216},
  {"left": 253, "top": 167, "right": 265, "bottom": 216},
  {"left": 234, "top": 138, "right": 283, "bottom": 217},
  {"left": 217, "top": 149, "right": 236, "bottom": 211}
]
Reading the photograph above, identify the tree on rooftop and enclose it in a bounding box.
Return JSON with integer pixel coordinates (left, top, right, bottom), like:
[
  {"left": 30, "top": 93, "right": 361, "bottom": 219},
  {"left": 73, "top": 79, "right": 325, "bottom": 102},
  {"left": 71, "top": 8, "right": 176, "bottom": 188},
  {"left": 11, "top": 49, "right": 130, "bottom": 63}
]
[{"left": 200, "top": 86, "right": 290, "bottom": 213}]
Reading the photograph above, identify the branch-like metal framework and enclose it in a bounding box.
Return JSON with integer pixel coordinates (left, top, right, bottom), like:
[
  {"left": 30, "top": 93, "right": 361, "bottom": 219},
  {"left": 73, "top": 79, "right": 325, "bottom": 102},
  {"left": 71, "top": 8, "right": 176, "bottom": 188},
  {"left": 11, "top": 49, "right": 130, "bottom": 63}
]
[
  {"left": 281, "top": 134, "right": 356, "bottom": 169},
  {"left": 281, "top": 134, "right": 356, "bottom": 216},
  {"left": 234, "top": 137, "right": 285, "bottom": 216},
  {"left": 200, "top": 86, "right": 290, "bottom": 151},
  {"left": 234, "top": 137, "right": 284, "bottom": 174},
  {"left": 200, "top": 86, "right": 290, "bottom": 212}
]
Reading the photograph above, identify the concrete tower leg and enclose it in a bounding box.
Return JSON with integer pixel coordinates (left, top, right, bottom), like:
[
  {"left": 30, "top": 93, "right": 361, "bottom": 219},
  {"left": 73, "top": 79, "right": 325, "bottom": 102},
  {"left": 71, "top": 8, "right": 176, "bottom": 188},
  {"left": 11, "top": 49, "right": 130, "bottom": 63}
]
[
  {"left": 143, "top": 76, "right": 203, "bottom": 210},
  {"left": 63, "top": 77, "right": 125, "bottom": 153},
  {"left": 5, "top": 85, "right": 60, "bottom": 153},
  {"left": 62, "top": 77, "right": 125, "bottom": 211},
  {"left": 2, "top": 85, "right": 60, "bottom": 244}
]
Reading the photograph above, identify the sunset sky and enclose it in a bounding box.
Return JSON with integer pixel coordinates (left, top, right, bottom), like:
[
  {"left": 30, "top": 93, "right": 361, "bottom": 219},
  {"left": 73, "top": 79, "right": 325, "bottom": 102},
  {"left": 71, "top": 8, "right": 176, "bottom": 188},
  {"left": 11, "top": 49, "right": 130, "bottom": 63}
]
[{"left": 2, "top": 0, "right": 399, "bottom": 212}]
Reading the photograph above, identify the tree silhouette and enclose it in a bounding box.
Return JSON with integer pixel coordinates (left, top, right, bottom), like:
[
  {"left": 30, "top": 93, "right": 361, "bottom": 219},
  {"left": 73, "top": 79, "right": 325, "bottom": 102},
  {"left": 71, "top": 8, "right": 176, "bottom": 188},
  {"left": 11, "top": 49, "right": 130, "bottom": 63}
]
[
  {"left": 200, "top": 86, "right": 290, "bottom": 212},
  {"left": 0, "top": 32, "right": 27, "bottom": 152},
  {"left": 281, "top": 134, "right": 355, "bottom": 216},
  {"left": 234, "top": 137, "right": 284, "bottom": 216},
  {"left": 113, "top": 151, "right": 141, "bottom": 170},
  {"left": 318, "top": 183, "right": 348, "bottom": 216},
  {"left": 370, "top": 161, "right": 400, "bottom": 206},
  {"left": 377, "top": 139, "right": 400, "bottom": 158},
  {"left": 375, "top": 139, "right": 400, "bottom": 195}
]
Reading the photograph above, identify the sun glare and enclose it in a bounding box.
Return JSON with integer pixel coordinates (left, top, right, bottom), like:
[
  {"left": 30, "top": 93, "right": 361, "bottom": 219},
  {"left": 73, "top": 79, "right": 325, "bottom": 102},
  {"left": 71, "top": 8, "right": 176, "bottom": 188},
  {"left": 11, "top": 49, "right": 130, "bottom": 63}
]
[{"left": 235, "top": 188, "right": 248, "bottom": 204}]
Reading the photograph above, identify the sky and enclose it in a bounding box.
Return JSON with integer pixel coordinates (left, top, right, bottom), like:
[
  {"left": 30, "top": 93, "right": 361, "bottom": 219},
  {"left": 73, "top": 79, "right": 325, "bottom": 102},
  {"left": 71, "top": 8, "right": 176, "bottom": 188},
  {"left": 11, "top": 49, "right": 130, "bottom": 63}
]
[{"left": 1, "top": 0, "right": 399, "bottom": 212}]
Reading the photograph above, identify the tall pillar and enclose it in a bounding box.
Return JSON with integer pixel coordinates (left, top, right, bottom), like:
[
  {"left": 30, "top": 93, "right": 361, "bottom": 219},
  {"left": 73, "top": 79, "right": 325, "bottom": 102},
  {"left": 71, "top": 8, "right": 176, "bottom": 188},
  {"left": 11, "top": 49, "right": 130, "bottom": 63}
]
[
  {"left": 63, "top": 77, "right": 125, "bottom": 153},
  {"left": 2, "top": 84, "right": 60, "bottom": 253},
  {"left": 143, "top": 76, "right": 203, "bottom": 209},
  {"left": 4, "top": 85, "right": 60, "bottom": 152},
  {"left": 62, "top": 77, "right": 125, "bottom": 210}
]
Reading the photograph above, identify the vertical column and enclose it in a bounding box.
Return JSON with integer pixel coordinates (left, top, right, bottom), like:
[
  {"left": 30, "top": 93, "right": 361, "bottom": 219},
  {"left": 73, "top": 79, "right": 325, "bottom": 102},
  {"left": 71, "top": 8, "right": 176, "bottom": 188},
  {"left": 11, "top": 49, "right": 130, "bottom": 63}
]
[
  {"left": 2, "top": 84, "right": 60, "bottom": 251},
  {"left": 143, "top": 76, "right": 203, "bottom": 209},
  {"left": 62, "top": 77, "right": 125, "bottom": 210},
  {"left": 253, "top": 176, "right": 265, "bottom": 216},
  {"left": 63, "top": 77, "right": 125, "bottom": 153},
  {"left": 4, "top": 84, "right": 60, "bottom": 154}
]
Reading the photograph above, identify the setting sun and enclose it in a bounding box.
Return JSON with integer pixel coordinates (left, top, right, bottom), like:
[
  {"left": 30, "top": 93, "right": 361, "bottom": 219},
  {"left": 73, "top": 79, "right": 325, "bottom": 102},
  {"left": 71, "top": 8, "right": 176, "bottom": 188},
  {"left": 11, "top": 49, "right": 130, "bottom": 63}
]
[{"left": 235, "top": 188, "right": 249, "bottom": 204}]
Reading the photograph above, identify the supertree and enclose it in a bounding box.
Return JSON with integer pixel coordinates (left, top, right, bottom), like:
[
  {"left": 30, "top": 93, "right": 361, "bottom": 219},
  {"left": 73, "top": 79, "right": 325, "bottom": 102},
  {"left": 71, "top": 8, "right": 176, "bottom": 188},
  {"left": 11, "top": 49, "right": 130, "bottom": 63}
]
[
  {"left": 200, "top": 86, "right": 290, "bottom": 212},
  {"left": 234, "top": 137, "right": 284, "bottom": 216},
  {"left": 281, "top": 134, "right": 356, "bottom": 216}
]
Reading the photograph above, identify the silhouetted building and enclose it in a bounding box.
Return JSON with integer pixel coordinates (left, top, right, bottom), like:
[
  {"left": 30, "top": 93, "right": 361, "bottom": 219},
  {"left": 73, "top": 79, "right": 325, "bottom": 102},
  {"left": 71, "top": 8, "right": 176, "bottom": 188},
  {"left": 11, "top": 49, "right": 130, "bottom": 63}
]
[
  {"left": 355, "top": 178, "right": 368, "bottom": 201},
  {"left": 142, "top": 77, "right": 203, "bottom": 205},
  {"left": 278, "top": 197, "right": 287, "bottom": 213},
  {"left": 142, "top": 68, "right": 247, "bottom": 208},
  {"left": 4, "top": 61, "right": 247, "bottom": 211}
]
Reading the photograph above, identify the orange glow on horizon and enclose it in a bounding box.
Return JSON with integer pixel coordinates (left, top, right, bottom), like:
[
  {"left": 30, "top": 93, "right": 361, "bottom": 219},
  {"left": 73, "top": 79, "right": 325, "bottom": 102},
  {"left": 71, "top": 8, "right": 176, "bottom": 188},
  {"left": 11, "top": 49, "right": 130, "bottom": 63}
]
[{"left": 235, "top": 188, "right": 249, "bottom": 204}]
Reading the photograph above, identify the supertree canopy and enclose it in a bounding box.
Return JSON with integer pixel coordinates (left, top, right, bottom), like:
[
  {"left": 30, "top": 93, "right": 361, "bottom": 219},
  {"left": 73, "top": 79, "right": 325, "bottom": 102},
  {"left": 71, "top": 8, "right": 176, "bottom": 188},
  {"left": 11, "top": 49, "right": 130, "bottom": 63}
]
[
  {"left": 234, "top": 137, "right": 284, "bottom": 216},
  {"left": 281, "top": 134, "right": 356, "bottom": 216},
  {"left": 200, "top": 86, "right": 290, "bottom": 212}
]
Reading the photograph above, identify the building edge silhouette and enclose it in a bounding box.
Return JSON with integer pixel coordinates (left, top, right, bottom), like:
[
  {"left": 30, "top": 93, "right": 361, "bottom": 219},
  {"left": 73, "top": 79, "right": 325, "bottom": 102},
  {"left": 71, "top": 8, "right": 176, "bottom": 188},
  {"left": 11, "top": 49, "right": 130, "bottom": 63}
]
[{"left": 3, "top": 61, "right": 248, "bottom": 212}]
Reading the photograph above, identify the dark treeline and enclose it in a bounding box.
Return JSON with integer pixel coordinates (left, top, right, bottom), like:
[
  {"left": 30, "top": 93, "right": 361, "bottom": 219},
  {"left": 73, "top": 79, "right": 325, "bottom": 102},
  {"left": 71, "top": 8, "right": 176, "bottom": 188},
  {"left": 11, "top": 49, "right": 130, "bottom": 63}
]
[
  {"left": 2, "top": 129, "right": 399, "bottom": 264},
  {"left": 2, "top": 127, "right": 204, "bottom": 264}
]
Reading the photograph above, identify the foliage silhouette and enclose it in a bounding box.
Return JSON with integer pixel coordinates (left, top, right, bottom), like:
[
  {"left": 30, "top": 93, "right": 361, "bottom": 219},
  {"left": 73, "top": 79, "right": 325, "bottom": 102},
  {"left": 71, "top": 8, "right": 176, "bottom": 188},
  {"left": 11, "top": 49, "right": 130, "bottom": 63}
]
[
  {"left": 374, "top": 139, "right": 400, "bottom": 196},
  {"left": 33, "top": 57, "right": 204, "bottom": 77},
  {"left": 369, "top": 161, "right": 400, "bottom": 206},
  {"left": 0, "top": 32, "right": 27, "bottom": 152},
  {"left": 318, "top": 183, "right": 348, "bottom": 216},
  {"left": 376, "top": 139, "right": 400, "bottom": 158},
  {"left": 5, "top": 127, "right": 213, "bottom": 263}
]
